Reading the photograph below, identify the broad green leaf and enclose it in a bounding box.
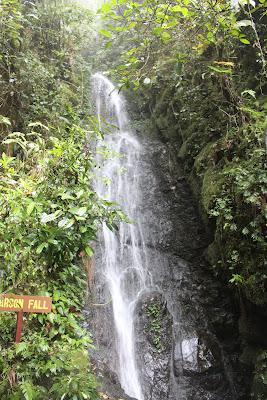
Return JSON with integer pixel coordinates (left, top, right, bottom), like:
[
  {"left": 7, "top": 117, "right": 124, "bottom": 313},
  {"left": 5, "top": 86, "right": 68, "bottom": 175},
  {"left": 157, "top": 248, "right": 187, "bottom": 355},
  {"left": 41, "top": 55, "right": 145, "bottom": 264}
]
[
  {"left": 41, "top": 213, "right": 59, "bottom": 223},
  {"left": 76, "top": 189, "right": 84, "bottom": 199},
  {"left": 239, "top": 38, "right": 250, "bottom": 44},
  {"left": 53, "top": 290, "right": 61, "bottom": 302},
  {"left": 161, "top": 31, "right": 171, "bottom": 42},
  {"left": 27, "top": 202, "right": 35, "bottom": 216},
  {"left": 85, "top": 246, "right": 94, "bottom": 257},
  {"left": 28, "top": 121, "right": 49, "bottom": 131},
  {"left": 99, "top": 29, "right": 112, "bottom": 38},
  {"left": 38, "top": 342, "right": 49, "bottom": 352},
  {"left": 61, "top": 192, "right": 75, "bottom": 200},
  {"left": 36, "top": 242, "right": 48, "bottom": 254},
  {"left": 208, "top": 65, "right": 233, "bottom": 74},
  {"left": 152, "top": 26, "right": 163, "bottom": 36},
  {"left": 100, "top": 3, "right": 111, "bottom": 13},
  {"left": 58, "top": 217, "right": 75, "bottom": 228},
  {"left": 214, "top": 61, "right": 235, "bottom": 67},
  {"left": 69, "top": 207, "right": 87, "bottom": 217},
  {"left": 171, "top": 5, "right": 189, "bottom": 16},
  {"left": 47, "top": 313, "right": 56, "bottom": 323},
  {"left": 236, "top": 19, "right": 252, "bottom": 27},
  {"left": 16, "top": 342, "right": 27, "bottom": 354},
  {"left": 241, "top": 89, "right": 256, "bottom": 98},
  {"left": 229, "top": 274, "right": 244, "bottom": 284},
  {"left": 0, "top": 116, "right": 11, "bottom": 126},
  {"left": 105, "top": 40, "right": 113, "bottom": 49},
  {"left": 207, "top": 31, "right": 214, "bottom": 41},
  {"left": 0, "top": 153, "right": 15, "bottom": 167}
]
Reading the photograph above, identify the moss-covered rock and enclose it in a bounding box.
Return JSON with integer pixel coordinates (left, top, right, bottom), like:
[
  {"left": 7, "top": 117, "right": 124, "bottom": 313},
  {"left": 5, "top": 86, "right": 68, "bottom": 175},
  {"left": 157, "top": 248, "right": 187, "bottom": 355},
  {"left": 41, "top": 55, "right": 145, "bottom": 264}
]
[{"left": 252, "top": 351, "right": 267, "bottom": 400}]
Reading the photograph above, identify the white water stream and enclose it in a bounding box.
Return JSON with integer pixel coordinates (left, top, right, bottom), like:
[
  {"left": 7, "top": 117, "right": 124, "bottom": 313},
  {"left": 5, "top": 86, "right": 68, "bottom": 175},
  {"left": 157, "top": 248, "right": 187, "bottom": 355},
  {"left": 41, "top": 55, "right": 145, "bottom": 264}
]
[{"left": 93, "top": 72, "right": 151, "bottom": 400}]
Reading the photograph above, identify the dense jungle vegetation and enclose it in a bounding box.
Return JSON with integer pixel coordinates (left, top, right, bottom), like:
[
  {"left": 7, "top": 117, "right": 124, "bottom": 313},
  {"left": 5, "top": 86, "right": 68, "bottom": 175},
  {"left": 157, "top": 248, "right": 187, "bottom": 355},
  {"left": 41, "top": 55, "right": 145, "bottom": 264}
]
[
  {"left": 0, "top": 0, "right": 266, "bottom": 399},
  {"left": 0, "top": 1, "right": 123, "bottom": 398}
]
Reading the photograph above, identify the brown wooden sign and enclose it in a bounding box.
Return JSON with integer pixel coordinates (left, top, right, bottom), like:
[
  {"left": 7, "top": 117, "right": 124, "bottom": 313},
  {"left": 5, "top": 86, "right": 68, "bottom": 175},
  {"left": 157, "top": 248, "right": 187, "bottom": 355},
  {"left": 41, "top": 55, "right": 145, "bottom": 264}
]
[
  {"left": 0, "top": 294, "right": 52, "bottom": 343},
  {"left": 0, "top": 294, "right": 52, "bottom": 313}
]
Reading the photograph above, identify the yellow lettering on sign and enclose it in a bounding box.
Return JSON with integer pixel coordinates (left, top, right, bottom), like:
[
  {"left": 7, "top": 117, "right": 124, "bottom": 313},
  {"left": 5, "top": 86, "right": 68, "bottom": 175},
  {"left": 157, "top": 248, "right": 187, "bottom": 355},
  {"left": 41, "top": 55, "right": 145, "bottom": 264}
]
[
  {"left": 42, "top": 301, "right": 49, "bottom": 310},
  {"left": 0, "top": 297, "right": 24, "bottom": 309},
  {"left": 0, "top": 295, "right": 51, "bottom": 313},
  {"left": 28, "top": 299, "right": 34, "bottom": 309},
  {"left": 14, "top": 299, "right": 24, "bottom": 309}
]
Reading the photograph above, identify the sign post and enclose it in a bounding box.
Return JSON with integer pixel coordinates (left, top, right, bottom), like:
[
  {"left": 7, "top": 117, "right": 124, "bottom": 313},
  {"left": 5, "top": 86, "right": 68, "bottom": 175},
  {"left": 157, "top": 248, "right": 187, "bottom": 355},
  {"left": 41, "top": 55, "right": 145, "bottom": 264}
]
[
  {"left": 0, "top": 294, "right": 52, "bottom": 343},
  {"left": 15, "top": 311, "right": 24, "bottom": 343}
]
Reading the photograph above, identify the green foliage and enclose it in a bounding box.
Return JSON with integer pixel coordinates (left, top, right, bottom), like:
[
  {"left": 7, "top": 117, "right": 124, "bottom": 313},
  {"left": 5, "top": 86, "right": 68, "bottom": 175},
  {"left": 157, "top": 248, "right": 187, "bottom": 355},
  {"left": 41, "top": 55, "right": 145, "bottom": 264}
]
[
  {"left": 0, "top": 0, "right": 266, "bottom": 397},
  {"left": 0, "top": 0, "right": 94, "bottom": 134},
  {"left": 50, "top": 350, "right": 98, "bottom": 400},
  {"left": 0, "top": 106, "right": 125, "bottom": 397},
  {"left": 0, "top": 1, "right": 123, "bottom": 399},
  {"left": 96, "top": 0, "right": 266, "bottom": 88},
  {"left": 203, "top": 113, "right": 267, "bottom": 303},
  {"left": 145, "top": 302, "right": 164, "bottom": 352},
  {"left": 0, "top": 115, "right": 117, "bottom": 398}
]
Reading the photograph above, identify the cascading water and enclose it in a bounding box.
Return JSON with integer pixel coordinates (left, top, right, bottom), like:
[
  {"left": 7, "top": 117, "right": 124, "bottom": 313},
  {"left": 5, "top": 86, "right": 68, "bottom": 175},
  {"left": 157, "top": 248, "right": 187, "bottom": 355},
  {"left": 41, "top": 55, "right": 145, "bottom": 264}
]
[
  {"left": 93, "top": 72, "right": 151, "bottom": 400},
  {"left": 90, "top": 72, "right": 242, "bottom": 400}
]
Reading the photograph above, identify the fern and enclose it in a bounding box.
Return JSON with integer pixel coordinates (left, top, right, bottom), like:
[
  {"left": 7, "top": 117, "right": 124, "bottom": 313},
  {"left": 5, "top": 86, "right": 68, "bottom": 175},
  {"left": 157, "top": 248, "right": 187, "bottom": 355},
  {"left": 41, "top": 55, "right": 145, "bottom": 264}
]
[{"left": 20, "top": 380, "right": 35, "bottom": 400}]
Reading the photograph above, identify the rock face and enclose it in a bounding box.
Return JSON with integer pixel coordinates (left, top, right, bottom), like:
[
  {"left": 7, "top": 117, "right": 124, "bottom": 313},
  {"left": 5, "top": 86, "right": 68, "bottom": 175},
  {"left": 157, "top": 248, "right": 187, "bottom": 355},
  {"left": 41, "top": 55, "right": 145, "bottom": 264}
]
[
  {"left": 135, "top": 292, "right": 172, "bottom": 400},
  {"left": 87, "top": 135, "right": 249, "bottom": 399}
]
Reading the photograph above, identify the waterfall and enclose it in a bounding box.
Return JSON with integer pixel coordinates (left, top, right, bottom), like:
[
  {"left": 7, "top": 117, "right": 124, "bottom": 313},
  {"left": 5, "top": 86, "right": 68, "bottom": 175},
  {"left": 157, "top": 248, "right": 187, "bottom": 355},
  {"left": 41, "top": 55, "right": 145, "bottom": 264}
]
[
  {"left": 90, "top": 72, "right": 240, "bottom": 400},
  {"left": 93, "top": 72, "right": 151, "bottom": 400}
]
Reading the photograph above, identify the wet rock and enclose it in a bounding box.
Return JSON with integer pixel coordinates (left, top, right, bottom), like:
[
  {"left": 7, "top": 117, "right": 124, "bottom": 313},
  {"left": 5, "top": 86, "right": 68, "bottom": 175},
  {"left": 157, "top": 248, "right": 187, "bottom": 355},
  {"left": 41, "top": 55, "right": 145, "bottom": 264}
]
[
  {"left": 87, "top": 134, "right": 249, "bottom": 400},
  {"left": 180, "top": 337, "right": 216, "bottom": 374},
  {"left": 93, "top": 359, "right": 137, "bottom": 400},
  {"left": 135, "top": 292, "right": 172, "bottom": 400}
]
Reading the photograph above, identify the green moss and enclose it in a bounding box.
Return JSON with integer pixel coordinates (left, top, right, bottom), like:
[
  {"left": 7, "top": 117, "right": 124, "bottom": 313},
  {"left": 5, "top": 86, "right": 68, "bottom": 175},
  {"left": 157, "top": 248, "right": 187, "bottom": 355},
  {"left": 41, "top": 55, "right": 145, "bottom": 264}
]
[
  {"left": 244, "top": 274, "right": 267, "bottom": 306},
  {"left": 240, "top": 346, "right": 262, "bottom": 366},
  {"left": 188, "top": 169, "right": 202, "bottom": 200},
  {"left": 207, "top": 241, "right": 221, "bottom": 267},
  {"left": 201, "top": 167, "right": 225, "bottom": 213},
  {"left": 194, "top": 141, "right": 216, "bottom": 176},
  {"left": 252, "top": 351, "right": 267, "bottom": 400}
]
